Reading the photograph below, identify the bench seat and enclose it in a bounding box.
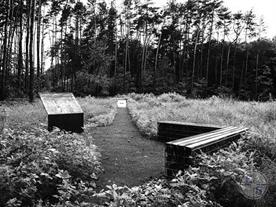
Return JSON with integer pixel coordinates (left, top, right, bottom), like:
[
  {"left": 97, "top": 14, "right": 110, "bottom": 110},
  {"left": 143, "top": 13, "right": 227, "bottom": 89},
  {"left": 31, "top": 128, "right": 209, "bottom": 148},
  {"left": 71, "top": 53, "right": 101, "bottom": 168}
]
[{"left": 164, "top": 125, "right": 248, "bottom": 176}]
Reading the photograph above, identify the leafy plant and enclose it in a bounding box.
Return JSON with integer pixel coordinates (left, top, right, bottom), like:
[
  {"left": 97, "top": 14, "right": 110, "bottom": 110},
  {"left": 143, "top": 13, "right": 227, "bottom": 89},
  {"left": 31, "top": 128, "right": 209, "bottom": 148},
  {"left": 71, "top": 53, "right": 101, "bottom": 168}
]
[{"left": 0, "top": 127, "right": 101, "bottom": 206}]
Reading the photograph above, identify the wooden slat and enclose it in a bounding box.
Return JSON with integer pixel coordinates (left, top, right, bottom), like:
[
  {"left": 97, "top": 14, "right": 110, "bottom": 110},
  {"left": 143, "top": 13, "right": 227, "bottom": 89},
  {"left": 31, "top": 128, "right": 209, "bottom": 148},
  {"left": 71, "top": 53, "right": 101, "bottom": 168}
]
[
  {"left": 158, "top": 121, "right": 222, "bottom": 129},
  {"left": 180, "top": 127, "right": 242, "bottom": 147},
  {"left": 167, "top": 126, "right": 236, "bottom": 146},
  {"left": 158, "top": 128, "right": 220, "bottom": 134},
  {"left": 187, "top": 127, "right": 247, "bottom": 149},
  {"left": 158, "top": 131, "right": 205, "bottom": 138}
]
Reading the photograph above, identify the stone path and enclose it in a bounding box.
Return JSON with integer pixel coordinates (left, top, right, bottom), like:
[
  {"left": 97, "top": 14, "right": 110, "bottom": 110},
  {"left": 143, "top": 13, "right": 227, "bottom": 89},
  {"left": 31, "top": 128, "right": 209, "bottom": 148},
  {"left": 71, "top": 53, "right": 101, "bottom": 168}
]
[{"left": 90, "top": 108, "right": 165, "bottom": 190}]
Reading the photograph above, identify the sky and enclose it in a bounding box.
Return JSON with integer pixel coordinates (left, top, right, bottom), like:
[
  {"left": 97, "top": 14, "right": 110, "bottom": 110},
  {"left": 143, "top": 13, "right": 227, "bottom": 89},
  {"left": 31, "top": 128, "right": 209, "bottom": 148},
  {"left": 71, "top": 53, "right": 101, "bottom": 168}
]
[
  {"left": 45, "top": 0, "right": 276, "bottom": 69},
  {"left": 223, "top": 0, "right": 275, "bottom": 38},
  {"left": 109, "top": 0, "right": 276, "bottom": 38}
]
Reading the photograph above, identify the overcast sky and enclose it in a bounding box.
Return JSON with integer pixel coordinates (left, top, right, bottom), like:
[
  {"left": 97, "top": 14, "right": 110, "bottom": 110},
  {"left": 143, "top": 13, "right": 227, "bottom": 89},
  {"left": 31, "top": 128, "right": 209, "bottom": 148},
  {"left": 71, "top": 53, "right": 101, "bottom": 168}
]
[
  {"left": 223, "top": 0, "right": 275, "bottom": 38},
  {"left": 108, "top": 0, "right": 276, "bottom": 38},
  {"left": 45, "top": 0, "right": 276, "bottom": 69}
]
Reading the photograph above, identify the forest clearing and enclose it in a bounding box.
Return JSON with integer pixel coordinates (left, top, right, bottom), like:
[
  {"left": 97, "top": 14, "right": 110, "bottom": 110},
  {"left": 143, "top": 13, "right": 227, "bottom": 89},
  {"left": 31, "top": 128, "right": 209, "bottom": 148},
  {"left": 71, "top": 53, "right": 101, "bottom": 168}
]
[
  {"left": 1, "top": 0, "right": 276, "bottom": 206},
  {"left": 1, "top": 93, "right": 276, "bottom": 206}
]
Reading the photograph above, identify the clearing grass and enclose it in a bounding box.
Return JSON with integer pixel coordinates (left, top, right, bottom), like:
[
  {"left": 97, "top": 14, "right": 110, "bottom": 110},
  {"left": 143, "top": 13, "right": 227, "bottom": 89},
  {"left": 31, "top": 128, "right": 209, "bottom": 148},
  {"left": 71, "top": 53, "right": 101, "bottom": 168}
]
[
  {"left": 121, "top": 93, "right": 276, "bottom": 207},
  {"left": 0, "top": 96, "right": 116, "bottom": 206},
  {"left": 127, "top": 93, "right": 276, "bottom": 156},
  {"left": 127, "top": 93, "right": 276, "bottom": 138},
  {"left": 1, "top": 96, "right": 117, "bottom": 130},
  {"left": 81, "top": 96, "right": 117, "bottom": 128},
  {"left": 2, "top": 94, "right": 276, "bottom": 207}
]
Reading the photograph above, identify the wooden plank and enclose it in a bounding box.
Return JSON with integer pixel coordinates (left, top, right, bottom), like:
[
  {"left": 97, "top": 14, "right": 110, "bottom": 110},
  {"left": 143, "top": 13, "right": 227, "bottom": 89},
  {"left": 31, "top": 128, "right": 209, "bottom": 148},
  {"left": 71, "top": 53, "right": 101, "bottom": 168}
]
[
  {"left": 158, "top": 131, "right": 204, "bottom": 139},
  {"left": 178, "top": 127, "right": 240, "bottom": 146},
  {"left": 187, "top": 127, "right": 247, "bottom": 149},
  {"left": 158, "top": 125, "right": 221, "bottom": 133},
  {"left": 167, "top": 126, "right": 236, "bottom": 146},
  {"left": 158, "top": 121, "right": 223, "bottom": 143},
  {"left": 180, "top": 127, "right": 244, "bottom": 148},
  {"left": 40, "top": 93, "right": 83, "bottom": 115},
  {"left": 158, "top": 121, "right": 222, "bottom": 129},
  {"left": 163, "top": 121, "right": 248, "bottom": 177},
  {"left": 158, "top": 128, "right": 221, "bottom": 135}
]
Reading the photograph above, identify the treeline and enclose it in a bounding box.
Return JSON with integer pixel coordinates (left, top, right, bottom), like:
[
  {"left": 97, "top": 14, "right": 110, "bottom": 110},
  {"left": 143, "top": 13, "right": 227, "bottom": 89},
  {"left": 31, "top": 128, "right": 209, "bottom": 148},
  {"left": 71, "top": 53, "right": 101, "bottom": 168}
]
[{"left": 0, "top": 0, "right": 276, "bottom": 101}]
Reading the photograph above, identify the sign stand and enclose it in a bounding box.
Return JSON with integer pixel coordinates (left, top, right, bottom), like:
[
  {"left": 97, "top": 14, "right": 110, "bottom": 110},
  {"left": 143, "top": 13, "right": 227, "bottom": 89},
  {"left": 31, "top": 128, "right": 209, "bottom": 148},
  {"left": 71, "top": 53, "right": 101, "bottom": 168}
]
[{"left": 40, "top": 93, "right": 84, "bottom": 133}]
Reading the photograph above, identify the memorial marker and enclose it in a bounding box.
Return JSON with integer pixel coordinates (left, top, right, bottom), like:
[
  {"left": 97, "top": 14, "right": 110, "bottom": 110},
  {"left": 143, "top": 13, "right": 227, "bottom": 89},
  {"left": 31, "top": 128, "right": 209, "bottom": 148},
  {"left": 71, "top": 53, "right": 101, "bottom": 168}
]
[
  {"left": 40, "top": 93, "right": 84, "bottom": 133},
  {"left": 117, "top": 99, "right": 127, "bottom": 108}
]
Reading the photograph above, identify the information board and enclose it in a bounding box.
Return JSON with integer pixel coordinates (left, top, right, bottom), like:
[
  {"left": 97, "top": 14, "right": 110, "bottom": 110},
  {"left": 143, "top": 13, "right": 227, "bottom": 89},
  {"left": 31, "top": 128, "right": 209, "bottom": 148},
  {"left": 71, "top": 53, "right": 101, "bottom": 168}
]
[
  {"left": 40, "top": 93, "right": 84, "bottom": 133},
  {"left": 40, "top": 93, "right": 83, "bottom": 115}
]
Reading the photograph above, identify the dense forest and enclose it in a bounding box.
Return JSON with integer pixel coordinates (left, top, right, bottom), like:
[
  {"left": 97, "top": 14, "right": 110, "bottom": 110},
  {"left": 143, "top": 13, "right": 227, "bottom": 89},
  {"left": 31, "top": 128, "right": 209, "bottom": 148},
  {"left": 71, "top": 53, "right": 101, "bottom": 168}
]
[{"left": 0, "top": 0, "right": 276, "bottom": 101}]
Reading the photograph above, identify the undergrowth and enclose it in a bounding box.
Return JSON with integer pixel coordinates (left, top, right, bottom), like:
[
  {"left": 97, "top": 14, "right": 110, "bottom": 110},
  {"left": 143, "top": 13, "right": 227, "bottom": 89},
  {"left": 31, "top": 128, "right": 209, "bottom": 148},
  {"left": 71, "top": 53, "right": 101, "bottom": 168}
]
[
  {"left": 127, "top": 93, "right": 276, "bottom": 154},
  {"left": 126, "top": 92, "right": 276, "bottom": 206},
  {"left": 91, "top": 138, "right": 270, "bottom": 207},
  {"left": 0, "top": 128, "right": 101, "bottom": 206},
  {"left": 2, "top": 94, "right": 276, "bottom": 206},
  {"left": 1, "top": 96, "right": 117, "bottom": 130},
  {"left": 81, "top": 96, "right": 117, "bottom": 128}
]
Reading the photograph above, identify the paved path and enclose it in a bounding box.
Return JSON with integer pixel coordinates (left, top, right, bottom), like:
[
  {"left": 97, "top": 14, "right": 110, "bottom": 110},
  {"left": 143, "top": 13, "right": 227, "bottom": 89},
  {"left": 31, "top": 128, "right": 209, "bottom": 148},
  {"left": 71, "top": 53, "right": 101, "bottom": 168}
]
[{"left": 90, "top": 108, "right": 165, "bottom": 190}]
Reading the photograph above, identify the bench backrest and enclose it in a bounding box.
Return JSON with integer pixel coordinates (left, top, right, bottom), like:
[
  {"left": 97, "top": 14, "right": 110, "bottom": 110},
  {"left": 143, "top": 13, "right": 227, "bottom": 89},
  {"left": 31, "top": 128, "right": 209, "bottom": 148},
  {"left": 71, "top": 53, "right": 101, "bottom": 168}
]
[{"left": 158, "top": 121, "right": 221, "bottom": 142}]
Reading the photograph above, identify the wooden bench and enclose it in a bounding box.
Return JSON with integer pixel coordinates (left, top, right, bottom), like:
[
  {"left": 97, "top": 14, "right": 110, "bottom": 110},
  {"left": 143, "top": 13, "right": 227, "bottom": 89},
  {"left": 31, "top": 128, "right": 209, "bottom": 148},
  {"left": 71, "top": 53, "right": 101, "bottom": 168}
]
[
  {"left": 157, "top": 121, "right": 248, "bottom": 176},
  {"left": 158, "top": 121, "right": 221, "bottom": 142}
]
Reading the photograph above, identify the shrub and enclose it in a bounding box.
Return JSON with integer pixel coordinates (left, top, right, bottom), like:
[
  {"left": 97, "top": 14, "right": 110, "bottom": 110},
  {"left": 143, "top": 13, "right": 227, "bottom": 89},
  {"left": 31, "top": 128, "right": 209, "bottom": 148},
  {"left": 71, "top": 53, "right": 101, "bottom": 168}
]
[
  {"left": 157, "top": 92, "right": 186, "bottom": 103},
  {"left": 0, "top": 128, "right": 101, "bottom": 206},
  {"left": 84, "top": 98, "right": 117, "bottom": 128},
  {"left": 92, "top": 138, "right": 258, "bottom": 207}
]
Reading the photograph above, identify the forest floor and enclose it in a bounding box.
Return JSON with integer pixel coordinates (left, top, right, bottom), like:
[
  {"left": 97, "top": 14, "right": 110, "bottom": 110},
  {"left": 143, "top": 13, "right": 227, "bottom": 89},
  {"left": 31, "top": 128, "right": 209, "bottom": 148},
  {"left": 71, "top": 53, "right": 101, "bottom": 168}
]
[{"left": 90, "top": 107, "right": 165, "bottom": 190}]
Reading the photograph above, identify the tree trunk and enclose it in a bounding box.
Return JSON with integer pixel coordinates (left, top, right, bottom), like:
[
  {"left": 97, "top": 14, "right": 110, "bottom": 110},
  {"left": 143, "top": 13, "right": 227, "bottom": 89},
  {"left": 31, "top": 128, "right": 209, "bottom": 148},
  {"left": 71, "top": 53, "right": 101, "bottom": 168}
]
[
  {"left": 37, "top": 0, "right": 42, "bottom": 82},
  {"left": 0, "top": 0, "right": 10, "bottom": 100},
  {"left": 124, "top": 36, "right": 128, "bottom": 93},
  {"left": 219, "top": 43, "right": 224, "bottom": 86},
  {"left": 255, "top": 53, "right": 259, "bottom": 100},
  {"left": 29, "top": 0, "right": 36, "bottom": 102},
  {"left": 25, "top": 0, "right": 31, "bottom": 91},
  {"left": 225, "top": 44, "right": 231, "bottom": 85},
  {"left": 41, "top": 12, "right": 45, "bottom": 75},
  {"left": 192, "top": 29, "right": 200, "bottom": 90},
  {"left": 206, "top": 9, "right": 215, "bottom": 86},
  {"left": 17, "top": 0, "right": 23, "bottom": 92},
  {"left": 154, "top": 32, "right": 162, "bottom": 89},
  {"left": 232, "top": 44, "right": 237, "bottom": 90}
]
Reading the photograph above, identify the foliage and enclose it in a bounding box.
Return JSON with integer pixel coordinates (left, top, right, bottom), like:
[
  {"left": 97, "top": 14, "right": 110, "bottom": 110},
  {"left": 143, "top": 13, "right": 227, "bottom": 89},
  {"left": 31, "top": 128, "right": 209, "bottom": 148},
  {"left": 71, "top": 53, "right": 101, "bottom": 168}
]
[
  {"left": 82, "top": 96, "right": 117, "bottom": 128},
  {"left": 74, "top": 71, "right": 113, "bottom": 97},
  {"left": 1, "top": 0, "right": 276, "bottom": 101},
  {"left": 92, "top": 138, "right": 260, "bottom": 207},
  {"left": 2, "top": 96, "right": 117, "bottom": 131},
  {"left": 126, "top": 92, "right": 276, "bottom": 206},
  {"left": 0, "top": 127, "right": 101, "bottom": 206},
  {"left": 127, "top": 93, "right": 276, "bottom": 140}
]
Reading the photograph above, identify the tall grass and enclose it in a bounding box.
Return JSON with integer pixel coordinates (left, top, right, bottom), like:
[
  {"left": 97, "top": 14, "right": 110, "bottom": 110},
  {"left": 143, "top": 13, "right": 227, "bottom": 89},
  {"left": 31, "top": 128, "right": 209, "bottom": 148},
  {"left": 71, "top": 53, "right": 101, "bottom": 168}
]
[
  {"left": 126, "top": 93, "right": 276, "bottom": 206},
  {"left": 1, "top": 96, "right": 117, "bottom": 130},
  {"left": 81, "top": 96, "right": 117, "bottom": 128},
  {"left": 128, "top": 93, "right": 275, "bottom": 136},
  {"left": 127, "top": 93, "right": 276, "bottom": 157}
]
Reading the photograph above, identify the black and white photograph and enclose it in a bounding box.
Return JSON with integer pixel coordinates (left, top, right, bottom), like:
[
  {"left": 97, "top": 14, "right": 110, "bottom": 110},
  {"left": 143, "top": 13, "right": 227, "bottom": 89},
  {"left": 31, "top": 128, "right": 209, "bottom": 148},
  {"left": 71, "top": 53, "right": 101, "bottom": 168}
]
[{"left": 0, "top": 0, "right": 275, "bottom": 206}]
